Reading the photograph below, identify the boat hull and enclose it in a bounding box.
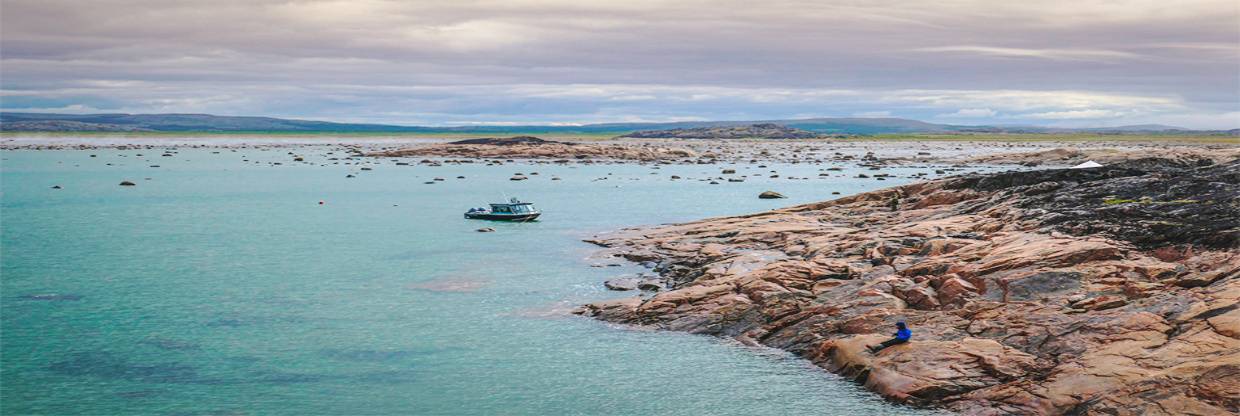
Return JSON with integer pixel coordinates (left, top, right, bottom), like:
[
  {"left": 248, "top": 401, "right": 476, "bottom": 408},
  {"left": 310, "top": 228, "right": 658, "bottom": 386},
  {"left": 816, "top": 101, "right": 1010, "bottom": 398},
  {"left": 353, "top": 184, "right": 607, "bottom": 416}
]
[{"left": 464, "top": 212, "right": 541, "bottom": 222}]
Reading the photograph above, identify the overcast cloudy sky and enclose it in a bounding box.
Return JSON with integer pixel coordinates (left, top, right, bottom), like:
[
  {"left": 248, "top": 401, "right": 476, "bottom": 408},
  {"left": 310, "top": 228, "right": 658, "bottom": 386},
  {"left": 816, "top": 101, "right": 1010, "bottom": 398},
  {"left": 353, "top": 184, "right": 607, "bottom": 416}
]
[{"left": 2, "top": 0, "right": 1238, "bottom": 128}]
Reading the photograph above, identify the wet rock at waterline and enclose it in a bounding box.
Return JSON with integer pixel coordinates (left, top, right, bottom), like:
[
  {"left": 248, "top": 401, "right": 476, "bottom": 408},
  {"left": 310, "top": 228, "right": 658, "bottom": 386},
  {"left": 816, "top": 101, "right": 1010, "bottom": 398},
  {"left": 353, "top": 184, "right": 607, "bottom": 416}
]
[
  {"left": 758, "top": 191, "right": 787, "bottom": 199},
  {"left": 604, "top": 278, "right": 640, "bottom": 291}
]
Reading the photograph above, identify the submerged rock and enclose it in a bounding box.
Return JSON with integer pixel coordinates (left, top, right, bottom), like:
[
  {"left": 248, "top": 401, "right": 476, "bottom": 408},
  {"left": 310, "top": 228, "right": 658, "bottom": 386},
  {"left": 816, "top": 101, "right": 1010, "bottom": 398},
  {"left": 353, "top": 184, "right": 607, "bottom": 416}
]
[{"left": 20, "top": 293, "right": 83, "bottom": 301}]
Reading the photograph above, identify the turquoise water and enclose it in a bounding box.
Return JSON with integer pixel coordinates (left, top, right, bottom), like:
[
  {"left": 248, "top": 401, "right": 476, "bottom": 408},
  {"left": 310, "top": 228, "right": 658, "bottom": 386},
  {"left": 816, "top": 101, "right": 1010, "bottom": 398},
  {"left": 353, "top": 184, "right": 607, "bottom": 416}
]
[{"left": 1, "top": 147, "right": 963, "bottom": 415}]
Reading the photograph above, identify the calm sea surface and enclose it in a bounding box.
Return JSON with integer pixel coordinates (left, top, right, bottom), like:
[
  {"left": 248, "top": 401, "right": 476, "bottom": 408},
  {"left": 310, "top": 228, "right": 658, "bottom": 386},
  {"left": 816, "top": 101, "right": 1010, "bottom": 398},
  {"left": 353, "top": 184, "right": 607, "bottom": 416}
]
[{"left": 1, "top": 145, "right": 976, "bottom": 415}]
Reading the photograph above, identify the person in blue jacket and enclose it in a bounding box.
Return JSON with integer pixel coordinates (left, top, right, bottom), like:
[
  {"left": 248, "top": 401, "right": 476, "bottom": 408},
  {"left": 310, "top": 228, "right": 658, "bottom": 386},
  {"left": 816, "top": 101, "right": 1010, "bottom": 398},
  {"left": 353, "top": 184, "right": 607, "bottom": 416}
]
[{"left": 868, "top": 322, "right": 911, "bottom": 353}]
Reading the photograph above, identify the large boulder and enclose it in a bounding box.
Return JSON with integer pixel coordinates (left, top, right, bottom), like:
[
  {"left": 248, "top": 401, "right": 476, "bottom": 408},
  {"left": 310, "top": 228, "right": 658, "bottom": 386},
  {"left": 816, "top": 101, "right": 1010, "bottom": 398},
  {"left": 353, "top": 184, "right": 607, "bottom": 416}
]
[
  {"left": 758, "top": 191, "right": 787, "bottom": 199},
  {"left": 603, "top": 277, "right": 639, "bottom": 291},
  {"left": 937, "top": 277, "right": 978, "bottom": 305}
]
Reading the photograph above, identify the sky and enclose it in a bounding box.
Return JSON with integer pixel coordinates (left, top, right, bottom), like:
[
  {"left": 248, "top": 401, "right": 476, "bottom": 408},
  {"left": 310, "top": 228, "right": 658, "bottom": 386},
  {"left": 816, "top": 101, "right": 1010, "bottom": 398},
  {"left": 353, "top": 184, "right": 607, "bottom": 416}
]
[{"left": 1, "top": 0, "right": 1238, "bottom": 128}]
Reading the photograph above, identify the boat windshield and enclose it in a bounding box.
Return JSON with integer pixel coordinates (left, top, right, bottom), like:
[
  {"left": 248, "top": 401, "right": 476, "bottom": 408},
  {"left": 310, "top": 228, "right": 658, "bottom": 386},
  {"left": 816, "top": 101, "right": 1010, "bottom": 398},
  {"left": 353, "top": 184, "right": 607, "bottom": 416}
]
[{"left": 486, "top": 203, "right": 536, "bottom": 214}]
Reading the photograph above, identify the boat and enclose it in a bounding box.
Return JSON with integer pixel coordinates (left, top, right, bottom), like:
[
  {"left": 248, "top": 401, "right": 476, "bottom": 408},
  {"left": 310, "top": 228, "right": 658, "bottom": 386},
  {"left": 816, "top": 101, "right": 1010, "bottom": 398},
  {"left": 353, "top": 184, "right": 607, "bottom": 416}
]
[{"left": 464, "top": 198, "right": 541, "bottom": 221}]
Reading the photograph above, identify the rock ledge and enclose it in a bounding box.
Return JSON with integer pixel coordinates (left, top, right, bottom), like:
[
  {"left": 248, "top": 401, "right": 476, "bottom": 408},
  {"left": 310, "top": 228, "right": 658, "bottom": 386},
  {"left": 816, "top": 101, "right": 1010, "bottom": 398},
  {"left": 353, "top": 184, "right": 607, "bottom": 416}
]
[{"left": 577, "top": 158, "right": 1240, "bottom": 415}]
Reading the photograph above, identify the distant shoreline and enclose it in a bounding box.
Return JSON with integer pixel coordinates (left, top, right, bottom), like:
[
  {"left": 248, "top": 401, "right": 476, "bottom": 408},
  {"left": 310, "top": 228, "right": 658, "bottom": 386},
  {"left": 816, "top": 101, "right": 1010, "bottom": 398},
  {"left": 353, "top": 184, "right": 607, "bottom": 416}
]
[
  {"left": 2, "top": 131, "right": 1236, "bottom": 145},
  {"left": 4, "top": 135, "right": 1236, "bottom": 170}
]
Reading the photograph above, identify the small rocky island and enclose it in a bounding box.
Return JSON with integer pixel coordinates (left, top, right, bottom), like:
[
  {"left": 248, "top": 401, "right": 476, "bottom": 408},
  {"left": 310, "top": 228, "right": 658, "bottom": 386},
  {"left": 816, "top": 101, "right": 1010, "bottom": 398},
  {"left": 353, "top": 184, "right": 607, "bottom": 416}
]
[
  {"left": 618, "top": 123, "right": 824, "bottom": 139},
  {"left": 577, "top": 157, "right": 1239, "bottom": 415},
  {"left": 366, "top": 136, "right": 696, "bottom": 161},
  {"left": 444, "top": 136, "right": 562, "bottom": 146}
]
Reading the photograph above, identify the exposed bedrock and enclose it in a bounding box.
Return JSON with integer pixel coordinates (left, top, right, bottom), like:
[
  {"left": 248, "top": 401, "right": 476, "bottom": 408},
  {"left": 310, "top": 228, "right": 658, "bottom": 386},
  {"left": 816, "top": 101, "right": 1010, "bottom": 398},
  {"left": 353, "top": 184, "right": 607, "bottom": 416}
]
[
  {"left": 577, "top": 158, "right": 1240, "bottom": 415},
  {"left": 364, "top": 136, "right": 696, "bottom": 161}
]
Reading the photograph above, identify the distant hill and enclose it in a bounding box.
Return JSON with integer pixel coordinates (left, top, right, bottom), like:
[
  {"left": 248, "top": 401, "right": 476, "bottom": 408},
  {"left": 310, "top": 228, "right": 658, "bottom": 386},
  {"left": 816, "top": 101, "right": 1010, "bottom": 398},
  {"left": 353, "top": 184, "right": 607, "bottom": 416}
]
[
  {"left": 1078, "top": 124, "right": 1192, "bottom": 133},
  {"left": 0, "top": 111, "right": 1219, "bottom": 135},
  {"left": 782, "top": 118, "right": 955, "bottom": 134},
  {"left": 0, "top": 112, "right": 432, "bottom": 133},
  {"left": 589, "top": 117, "right": 958, "bottom": 134},
  {"left": 619, "top": 123, "right": 823, "bottom": 139},
  {"left": 0, "top": 120, "right": 155, "bottom": 132}
]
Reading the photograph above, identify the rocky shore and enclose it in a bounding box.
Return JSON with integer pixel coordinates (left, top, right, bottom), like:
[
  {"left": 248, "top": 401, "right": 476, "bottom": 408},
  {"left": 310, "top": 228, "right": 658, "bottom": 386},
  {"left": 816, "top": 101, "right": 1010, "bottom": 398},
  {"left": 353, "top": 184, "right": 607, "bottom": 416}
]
[
  {"left": 365, "top": 136, "right": 697, "bottom": 162},
  {"left": 577, "top": 157, "right": 1239, "bottom": 415},
  {"left": 363, "top": 137, "right": 1237, "bottom": 168},
  {"left": 7, "top": 134, "right": 1233, "bottom": 170},
  {"left": 965, "top": 146, "right": 1240, "bottom": 167}
]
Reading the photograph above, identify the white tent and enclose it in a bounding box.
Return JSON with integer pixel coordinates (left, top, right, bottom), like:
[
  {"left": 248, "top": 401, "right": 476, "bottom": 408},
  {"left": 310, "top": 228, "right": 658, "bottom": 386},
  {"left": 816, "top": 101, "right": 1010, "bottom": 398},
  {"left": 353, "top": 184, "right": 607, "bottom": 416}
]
[{"left": 1070, "top": 160, "right": 1103, "bottom": 169}]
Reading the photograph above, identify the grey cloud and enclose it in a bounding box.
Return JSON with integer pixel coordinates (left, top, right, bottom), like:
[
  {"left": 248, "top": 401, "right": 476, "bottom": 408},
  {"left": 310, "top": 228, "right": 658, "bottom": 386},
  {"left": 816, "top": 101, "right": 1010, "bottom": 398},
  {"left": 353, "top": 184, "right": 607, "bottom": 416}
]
[{"left": 1, "top": 0, "right": 1237, "bottom": 128}]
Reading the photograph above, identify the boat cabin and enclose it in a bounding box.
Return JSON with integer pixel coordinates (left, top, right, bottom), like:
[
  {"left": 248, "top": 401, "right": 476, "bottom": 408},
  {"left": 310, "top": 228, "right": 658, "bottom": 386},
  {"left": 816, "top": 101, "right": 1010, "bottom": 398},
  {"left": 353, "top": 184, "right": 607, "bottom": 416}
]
[{"left": 490, "top": 201, "right": 537, "bottom": 214}]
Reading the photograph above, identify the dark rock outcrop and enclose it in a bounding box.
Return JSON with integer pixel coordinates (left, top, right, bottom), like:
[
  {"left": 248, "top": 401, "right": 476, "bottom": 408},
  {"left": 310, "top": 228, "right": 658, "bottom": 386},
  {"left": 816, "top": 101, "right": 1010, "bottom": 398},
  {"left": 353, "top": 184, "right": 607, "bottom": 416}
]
[
  {"left": 448, "top": 136, "right": 563, "bottom": 146},
  {"left": 942, "top": 158, "right": 1238, "bottom": 249}
]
